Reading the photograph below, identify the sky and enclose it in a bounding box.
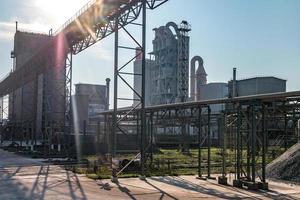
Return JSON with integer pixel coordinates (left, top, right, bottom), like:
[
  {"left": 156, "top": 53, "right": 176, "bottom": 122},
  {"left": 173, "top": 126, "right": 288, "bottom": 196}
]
[{"left": 0, "top": 0, "right": 300, "bottom": 107}]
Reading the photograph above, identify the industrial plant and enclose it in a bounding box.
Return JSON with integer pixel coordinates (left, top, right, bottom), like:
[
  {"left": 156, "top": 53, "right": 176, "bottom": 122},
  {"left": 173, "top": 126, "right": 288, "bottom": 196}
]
[{"left": 0, "top": 0, "right": 300, "bottom": 199}]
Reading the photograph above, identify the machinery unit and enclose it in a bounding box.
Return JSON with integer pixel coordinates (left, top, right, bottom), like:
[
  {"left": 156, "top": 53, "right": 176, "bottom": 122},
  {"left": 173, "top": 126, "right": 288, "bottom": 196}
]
[
  {"left": 73, "top": 80, "right": 110, "bottom": 128},
  {"left": 149, "top": 21, "right": 191, "bottom": 105}
]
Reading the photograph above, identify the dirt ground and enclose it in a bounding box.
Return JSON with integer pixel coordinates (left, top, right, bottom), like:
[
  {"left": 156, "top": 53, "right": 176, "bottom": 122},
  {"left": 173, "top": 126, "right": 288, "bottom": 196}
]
[{"left": 0, "top": 149, "right": 300, "bottom": 200}]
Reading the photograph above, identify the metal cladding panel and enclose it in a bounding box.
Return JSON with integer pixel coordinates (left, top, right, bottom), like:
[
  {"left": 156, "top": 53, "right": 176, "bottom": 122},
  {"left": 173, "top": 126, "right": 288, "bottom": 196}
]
[
  {"left": 74, "top": 84, "right": 108, "bottom": 130},
  {"left": 73, "top": 94, "right": 89, "bottom": 130},
  {"left": 234, "top": 77, "right": 286, "bottom": 97},
  {"left": 198, "top": 83, "right": 228, "bottom": 114},
  {"left": 75, "top": 84, "right": 107, "bottom": 105},
  {"left": 36, "top": 74, "right": 44, "bottom": 135},
  {"left": 13, "top": 32, "right": 52, "bottom": 70},
  {"left": 21, "top": 81, "right": 35, "bottom": 121},
  {"left": 43, "top": 66, "right": 66, "bottom": 123}
]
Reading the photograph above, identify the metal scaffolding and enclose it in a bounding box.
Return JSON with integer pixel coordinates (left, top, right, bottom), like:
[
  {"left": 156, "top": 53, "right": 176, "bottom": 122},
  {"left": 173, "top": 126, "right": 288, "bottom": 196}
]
[{"left": 100, "top": 91, "right": 300, "bottom": 189}]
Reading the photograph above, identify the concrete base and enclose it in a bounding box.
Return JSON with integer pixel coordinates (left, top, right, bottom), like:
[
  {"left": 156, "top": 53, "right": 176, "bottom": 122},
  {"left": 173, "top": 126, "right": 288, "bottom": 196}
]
[
  {"left": 111, "top": 176, "right": 118, "bottom": 183},
  {"left": 245, "top": 182, "right": 260, "bottom": 190},
  {"left": 139, "top": 175, "right": 147, "bottom": 181},
  {"left": 257, "top": 182, "right": 269, "bottom": 190},
  {"left": 218, "top": 176, "right": 228, "bottom": 185},
  {"left": 207, "top": 176, "right": 217, "bottom": 180},
  {"left": 233, "top": 180, "right": 243, "bottom": 188},
  {"left": 196, "top": 176, "right": 207, "bottom": 181}
]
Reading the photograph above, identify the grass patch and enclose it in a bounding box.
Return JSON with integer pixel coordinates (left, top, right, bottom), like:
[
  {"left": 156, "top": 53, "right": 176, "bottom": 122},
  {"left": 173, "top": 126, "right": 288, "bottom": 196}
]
[{"left": 77, "top": 147, "right": 284, "bottom": 180}]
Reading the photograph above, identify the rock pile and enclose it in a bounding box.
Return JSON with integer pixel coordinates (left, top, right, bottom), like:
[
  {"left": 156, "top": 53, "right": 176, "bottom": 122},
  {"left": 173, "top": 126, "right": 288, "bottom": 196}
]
[{"left": 266, "top": 142, "right": 300, "bottom": 182}]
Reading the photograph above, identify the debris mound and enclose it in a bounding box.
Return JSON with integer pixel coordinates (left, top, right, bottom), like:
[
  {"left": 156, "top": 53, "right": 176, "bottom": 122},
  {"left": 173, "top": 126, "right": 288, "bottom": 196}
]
[{"left": 266, "top": 142, "right": 300, "bottom": 182}]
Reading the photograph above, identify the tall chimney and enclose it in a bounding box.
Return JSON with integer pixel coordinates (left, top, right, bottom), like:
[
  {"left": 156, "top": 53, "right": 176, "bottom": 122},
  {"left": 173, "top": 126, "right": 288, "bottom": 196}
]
[
  {"left": 105, "top": 78, "right": 111, "bottom": 110},
  {"left": 15, "top": 21, "right": 18, "bottom": 32},
  {"left": 232, "top": 68, "right": 237, "bottom": 98}
]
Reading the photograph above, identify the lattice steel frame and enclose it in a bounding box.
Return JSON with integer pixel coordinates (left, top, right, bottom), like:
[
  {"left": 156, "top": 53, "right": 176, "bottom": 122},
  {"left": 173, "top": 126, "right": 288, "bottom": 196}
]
[
  {"left": 101, "top": 92, "right": 300, "bottom": 189},
  {"left": 110, "top": 0, "right": 169, "bottom": 180}
]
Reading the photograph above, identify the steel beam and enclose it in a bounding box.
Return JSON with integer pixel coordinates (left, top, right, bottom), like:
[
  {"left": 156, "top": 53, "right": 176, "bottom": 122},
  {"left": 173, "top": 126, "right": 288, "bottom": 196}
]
[
  {"left": 112, "top": 17, "right": 119, "bottom": 180},
  {"left": 197, "top": 106, "right": 202, "bottom": 178}
]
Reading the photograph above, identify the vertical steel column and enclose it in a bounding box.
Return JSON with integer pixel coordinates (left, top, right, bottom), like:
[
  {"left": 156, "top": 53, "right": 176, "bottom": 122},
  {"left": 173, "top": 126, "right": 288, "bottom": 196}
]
[
  {"left": 284, "top": 111, "right": 288, "bottom": 151},
  {"left": 63, "top": 51, "right": 72, "bottom": 157},
  {"left": 20, "top": 85, "right": 24, "bottom": 147},
  {"left": 112, "top": 17, "right": 119, "bottom": 180},
  {"left": 136, "top": 112, "right": 140, "bottom": 147},
  {"left": 262, "top": 104, "right": 266, "bottom": 183},
  {"left": 33, "top": 74, "right": 38, "bottom": 146},
  {"left": 246, "top": 106, "right": 251, "bottom": 180},
  {"left": 150, "top": 112, "right": 154, "bottom": 166},
  {"left": 251, "top": 105, "right": 256, "bottom": 182},
  {"left": 0, "top": 97, "right": 3, "bottom": 124},
  {"left": 236, "top": 105, "right": 241, "bottom": 180},
  {"left": 97, "top": 121, "right": 101, "bottom": 154},
  {"left": 140, "top": 0, "right": 147, "bottom": 178},
  {"left": 65, "top": 51, "right": 73, "bottom": 134},
  {"left": 104, "top": 114, "right": 108, "bottom": 152},
  {"left": 31, "top": 122, "right": 35, "bottom": 147},
  {"left": 221, "top": 113, "right": 226, "bottom": 177},
  {"left": 197, "top": 106, "right": 202, "bottom": 178},
  {"left": 207, "top": 106, "right": 212, "bottom": 178}
]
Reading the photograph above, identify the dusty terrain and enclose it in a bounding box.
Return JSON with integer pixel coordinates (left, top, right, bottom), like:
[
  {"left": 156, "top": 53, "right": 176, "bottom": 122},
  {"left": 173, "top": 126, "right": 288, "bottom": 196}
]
[{"left": 0, "top": 149, "right": 300, "bottom": 200}]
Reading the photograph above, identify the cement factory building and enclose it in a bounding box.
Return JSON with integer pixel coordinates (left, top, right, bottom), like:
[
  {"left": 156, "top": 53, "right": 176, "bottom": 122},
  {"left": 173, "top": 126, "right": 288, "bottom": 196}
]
[{"left": 9, "top": 31, "right": 66, "bottom": 139}]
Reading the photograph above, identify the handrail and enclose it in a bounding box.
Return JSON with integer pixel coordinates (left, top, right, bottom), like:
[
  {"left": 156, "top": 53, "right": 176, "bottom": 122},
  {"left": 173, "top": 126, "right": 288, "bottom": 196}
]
[{"left": 54, "top": 0, "right": 97, "bottom": 35}]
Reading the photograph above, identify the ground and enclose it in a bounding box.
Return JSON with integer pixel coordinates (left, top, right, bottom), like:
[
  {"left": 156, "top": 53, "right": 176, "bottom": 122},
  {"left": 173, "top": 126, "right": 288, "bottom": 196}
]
[{"left": 0, "top": 149, "right": 300, "bottom": 200}]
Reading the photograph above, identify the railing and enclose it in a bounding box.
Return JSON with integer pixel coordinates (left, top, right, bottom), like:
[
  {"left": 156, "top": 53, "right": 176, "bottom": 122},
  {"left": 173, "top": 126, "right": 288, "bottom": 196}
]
[
  {"left": 54, "top": 0, "right": 97, "bottom": 35},
  {"left": 17, "top": 28, "right": 48, "bottom": 35}
]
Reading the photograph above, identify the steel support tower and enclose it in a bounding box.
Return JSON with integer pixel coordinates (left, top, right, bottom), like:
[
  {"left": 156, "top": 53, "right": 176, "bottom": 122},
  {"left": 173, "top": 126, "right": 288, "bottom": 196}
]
[{"left": 177, "top": 21, "right": 191, "bottom": 103}]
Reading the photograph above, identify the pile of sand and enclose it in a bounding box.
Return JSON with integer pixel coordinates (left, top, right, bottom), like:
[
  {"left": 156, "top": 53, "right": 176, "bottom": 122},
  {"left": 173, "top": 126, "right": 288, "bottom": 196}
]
[{"left": 266, "top": 142, "right": 300, "bottom": 182}]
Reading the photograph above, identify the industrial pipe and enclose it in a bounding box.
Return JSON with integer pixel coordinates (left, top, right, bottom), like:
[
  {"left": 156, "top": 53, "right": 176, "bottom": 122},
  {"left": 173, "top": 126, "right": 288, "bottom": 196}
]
[
  {"left": 166, "top": 21, "right": 180, "bottom": 37},
  {"left": 190, "top": 56, "right": 204, "bottom": 101}
]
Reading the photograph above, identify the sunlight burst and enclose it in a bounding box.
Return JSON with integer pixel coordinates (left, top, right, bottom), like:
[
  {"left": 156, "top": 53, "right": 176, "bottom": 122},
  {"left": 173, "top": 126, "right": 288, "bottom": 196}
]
[{"left": 34, "top": 0, "right": 89, "bottom": 28}]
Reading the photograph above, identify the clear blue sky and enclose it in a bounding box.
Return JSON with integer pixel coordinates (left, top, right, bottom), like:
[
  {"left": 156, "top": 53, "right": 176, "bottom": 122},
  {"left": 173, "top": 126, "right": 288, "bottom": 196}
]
[{"left": 1, "top": 0, "right": 300, "bottom": 107}]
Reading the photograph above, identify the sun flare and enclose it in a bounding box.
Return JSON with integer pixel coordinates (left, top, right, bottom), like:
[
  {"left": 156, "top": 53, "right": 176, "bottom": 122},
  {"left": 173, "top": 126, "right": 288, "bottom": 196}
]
[{"left": 34, "top": 0, "right": 89, "bottom": 29}]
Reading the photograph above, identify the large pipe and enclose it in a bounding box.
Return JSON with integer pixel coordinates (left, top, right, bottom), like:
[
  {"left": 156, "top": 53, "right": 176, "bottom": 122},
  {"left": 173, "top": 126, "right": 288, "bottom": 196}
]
[
  {"left": 166, "top": 22, "right": 180, "bottom": 36},
  {"left": 190, "top": 56, "right": 204, "bottom": 101}
]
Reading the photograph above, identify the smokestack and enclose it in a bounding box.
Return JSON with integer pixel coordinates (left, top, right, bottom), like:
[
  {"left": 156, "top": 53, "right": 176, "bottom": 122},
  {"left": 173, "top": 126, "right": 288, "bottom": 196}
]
[
  {"left": 15, "top": 21, "right": 18, "bottom": 32},
  {"left": 105, "top": 78, "right": 111, "bottom": 110},
  {"left": 232, "top": 68, "right": 237, "bottom": 98}
]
